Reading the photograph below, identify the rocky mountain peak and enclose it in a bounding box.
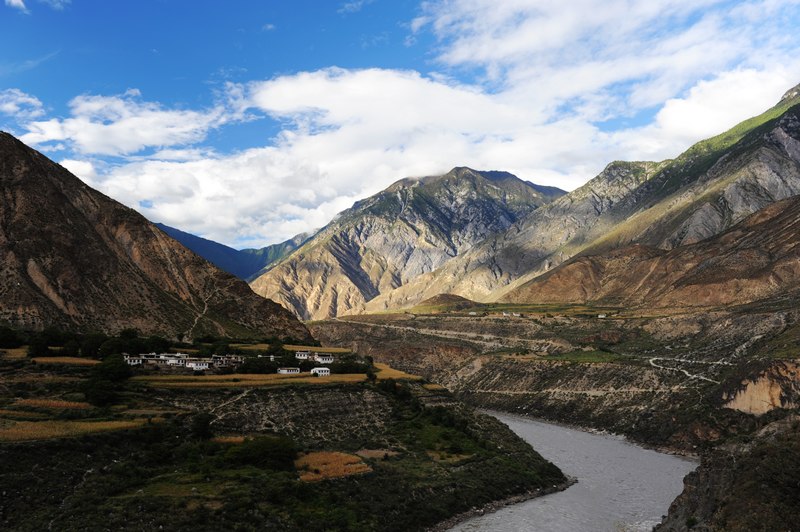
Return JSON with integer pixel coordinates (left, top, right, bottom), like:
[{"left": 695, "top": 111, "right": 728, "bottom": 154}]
[
  {"left": 780, "top": 81, "right": 800, "bottom": 103},
  {"left": 250, "top": 167, "right": 565, "bottom": 320}
]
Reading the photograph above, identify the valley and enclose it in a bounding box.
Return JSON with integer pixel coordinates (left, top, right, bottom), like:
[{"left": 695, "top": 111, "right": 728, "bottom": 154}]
[{"left": 0, "top": 339, "right": 567, "bottom": 531}]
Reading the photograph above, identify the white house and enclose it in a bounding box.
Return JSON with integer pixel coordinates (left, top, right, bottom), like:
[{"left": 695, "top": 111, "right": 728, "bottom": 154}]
[
  {"left": 311, "top": 367, "right": 331, "bottom": 377},
  {"left": 313, "top": 353, "right": 334, "bottom": 364},
  {"left": 186, "top": 359, "right": 210, "bottom": 371},
  {"left": 278, "top": 367, "right": 301, "bottom": 374},
  {"left": 123, "top": 354, "right": 143, "bottom": 365},
  {"left": 295, "top": 351, "right": 310, "bottom": 360}
]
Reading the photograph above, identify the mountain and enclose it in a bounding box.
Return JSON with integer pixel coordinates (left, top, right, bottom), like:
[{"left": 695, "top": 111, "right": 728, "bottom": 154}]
[
  {"left": 0, "top": 132, "right": 311, "bottom": 341},
  {"left": 362, "top": 85, "right": 800, "bottom": 312},
  {"left": 503, "top": 194, "right": 800, "bottom": 307},
  {"left": 249, "top": 167, "right": 565, "bottom": 320},
  {"left": 154, "top": 223, "right": 313, "bottom": 281}
]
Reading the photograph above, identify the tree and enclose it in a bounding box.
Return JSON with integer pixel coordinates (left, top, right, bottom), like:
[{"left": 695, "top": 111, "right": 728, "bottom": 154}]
[
  {"left": 61, "top": 339, "right": 81, "bottom": 357},
  {"left": 80, "top": 333, "right": 108, "bottom": 357},
  {"left": 27, "top": 335, "right": 50, "bottom": 357},
  {"left": 0, "top": 326, "right": 23, "bottom": 348}
]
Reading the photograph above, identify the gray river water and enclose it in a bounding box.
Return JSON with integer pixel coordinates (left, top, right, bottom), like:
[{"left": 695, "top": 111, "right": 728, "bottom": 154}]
[{"left": 449, "top": 413, "right": 697, "bottom": 532}]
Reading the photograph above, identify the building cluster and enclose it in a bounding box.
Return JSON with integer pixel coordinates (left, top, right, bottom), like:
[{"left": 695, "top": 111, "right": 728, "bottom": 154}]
[
  {"left": 122, "top": 348, "right": 341, "bottom": 377},
  {"left": 276, "top": 350, "right": 336, "bottom": 377},
  {"left": 123, "top": 352, "right": 244, "bottom": 371}
]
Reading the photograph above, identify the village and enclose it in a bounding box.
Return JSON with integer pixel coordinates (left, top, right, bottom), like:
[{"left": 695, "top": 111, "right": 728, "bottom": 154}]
[{"left": 123, "top": 348, "right": 337, "bottom": 377}]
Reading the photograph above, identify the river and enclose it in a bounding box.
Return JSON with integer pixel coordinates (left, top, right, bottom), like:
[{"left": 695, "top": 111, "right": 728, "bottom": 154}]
[{"left": 450, "top": 413, "right": 697, "bottom": 532}]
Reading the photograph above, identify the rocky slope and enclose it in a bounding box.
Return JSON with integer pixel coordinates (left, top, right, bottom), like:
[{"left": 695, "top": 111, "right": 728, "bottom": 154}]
[
  {"left": 155, "top": 222, "right": 312, "bottom": 281},
  {"left": 364, "top": 87, "right": 800, "bottom": 311},
  {"left": 249, "top": 167, "right": 564, "bottom": 320},
  {"left": 656, "top": 415, "right": 800, "bottom": 532},
  {"left": 503, "top": 194, "right": 800, "bottom": 308},
  {"left": 0, "top": 132, "right": 311, "bottom": 341}
]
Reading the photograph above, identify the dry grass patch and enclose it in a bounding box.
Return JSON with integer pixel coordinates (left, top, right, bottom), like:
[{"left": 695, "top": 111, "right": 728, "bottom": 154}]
[
  {"left": 0, "top": 419, "right": 153, "bottom": 442},
  {"left": 212, "top": 435, "right": 246, "bottom": 444},
  {"left": 374, "top": 362, "right": 422, "bottom": 381},
  {"left": 32, "top": 357, "right": 100, "bottom": 366},
  {"left": 14, "top": 398, "right": 92, "bottom": 410},
  {"left": 422, "top": 383, "right": 447, "bottom": 391},
  {"left": 282, "top": 344, "right": 351, "bottom": 353},
  {"left": 0, "top": 409, "right": 50, "bottom": 420},
  {"left": 2, "top": 375, "right": 82, "bottom": 384},
  {"left": 135, "top": 373, "right": 366, "bottom": 388},
  {"left": 1, "top": 347, "right": 28, "bottom": 359},
  {"left": 295, "top": 451, "right": 372, "bottom": 482}
]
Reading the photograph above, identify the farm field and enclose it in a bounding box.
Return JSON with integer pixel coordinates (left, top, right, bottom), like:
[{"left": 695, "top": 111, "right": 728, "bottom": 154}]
[{"left": 0, "top": 419, "right": 152, "bottom": 442}]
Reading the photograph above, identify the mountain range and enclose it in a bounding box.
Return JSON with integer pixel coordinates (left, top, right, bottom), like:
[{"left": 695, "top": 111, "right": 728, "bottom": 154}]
[
  {"left": 154, "top": 223, "right": 313, "bottom": 281},
  {"left": 249, "top": 167, "right": 565, "bottom": 319},
  {"left": 0, "top": 132, "right": 310, "bottom": 342},
  {"left": 165, "top": 82, "right": 800, "bottom": 319}
]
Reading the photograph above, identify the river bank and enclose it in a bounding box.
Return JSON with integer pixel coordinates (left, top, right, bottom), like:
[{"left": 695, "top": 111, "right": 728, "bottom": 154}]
[{"left": 444, "top": 412, "right": 698, "bottom": 532}]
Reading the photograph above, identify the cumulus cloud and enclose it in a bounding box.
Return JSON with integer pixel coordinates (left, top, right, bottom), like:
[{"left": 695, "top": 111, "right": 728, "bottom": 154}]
[
  {"left": 0, "top": 89, "right": 45, "bottom": 120},
  {"left": 5, "top": 0, "right": 27, "bottom": 11},
  {"left": 20, "top": 89, "right": 231, "bottom": 156}
]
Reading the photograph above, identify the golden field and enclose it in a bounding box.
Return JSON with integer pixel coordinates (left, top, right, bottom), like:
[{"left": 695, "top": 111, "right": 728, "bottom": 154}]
[
  {"left": 0, "top": 419, "right": 152, "bottom": 442},
  {"left": 295, "top": 451, "right": 372, "bottom": 482}
]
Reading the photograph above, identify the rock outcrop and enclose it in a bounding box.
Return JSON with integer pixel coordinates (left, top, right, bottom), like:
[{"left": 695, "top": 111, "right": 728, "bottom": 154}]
[{"left": 0, "top": 132, "right": 311, "bottom": 341}]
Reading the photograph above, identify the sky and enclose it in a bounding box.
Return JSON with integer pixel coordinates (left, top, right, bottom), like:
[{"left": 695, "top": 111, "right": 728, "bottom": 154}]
[{"left": 2, "top": 0, "right": 800, "bottom": 248}]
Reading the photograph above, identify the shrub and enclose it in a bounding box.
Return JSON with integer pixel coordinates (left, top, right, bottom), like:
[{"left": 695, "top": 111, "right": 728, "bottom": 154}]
[{"left": 224, "top": 435, "right": 296, "bottom": 471}]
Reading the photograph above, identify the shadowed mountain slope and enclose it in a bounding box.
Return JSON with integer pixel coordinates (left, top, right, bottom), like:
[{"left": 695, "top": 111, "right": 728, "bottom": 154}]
[
  {"left": 0, "top": 132, "right": 311, "bottom": 341},
  {"left": 154, "top": 223, "right": 312, "bottom": 281}
]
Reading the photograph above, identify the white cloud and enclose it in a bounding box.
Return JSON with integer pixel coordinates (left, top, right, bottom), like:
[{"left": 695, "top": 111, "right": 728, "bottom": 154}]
[
  {"left": 38, "top": 0, "right": 69, "bottom": 9},
  {"left": 262, "top": 23, "right": 276, "bottom": 31},
  {"left": 609, "top": 68, "right": 798, "bottom": 159},
  {"left": 0, "top": 88, "right": 44, "bottom": 120},
  {"left": 20, "top": 89, "right": 231, "bottom": 156},
  {"left": 5, "top": 0, "right": 27, "bottom": 11},
  {"left": 339, "top": 0, "right": 375, "bottom": 14},
  {"left": 13, "top": 0, "right": 800, "bottom": 248}
]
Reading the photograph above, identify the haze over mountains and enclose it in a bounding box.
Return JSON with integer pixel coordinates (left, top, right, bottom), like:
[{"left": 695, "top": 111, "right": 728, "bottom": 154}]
[{"left": 0, "top": 132, "right": 310, "bottom": 341}]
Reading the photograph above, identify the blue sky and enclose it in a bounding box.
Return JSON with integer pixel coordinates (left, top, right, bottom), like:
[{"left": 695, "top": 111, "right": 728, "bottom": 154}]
[{"left": 2, "top": 0, "right": 800, "bottom": 248}]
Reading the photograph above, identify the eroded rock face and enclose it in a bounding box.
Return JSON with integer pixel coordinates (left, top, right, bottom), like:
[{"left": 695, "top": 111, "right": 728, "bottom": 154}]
[
  {"left": 723, "top": 362, "right": 800, "bottom": 415},
  {"left": 250, "top": 168, "right": 563, "bottom": 320},
  {"left": 0, "top": 132, "right": 311, "bottom": 341}
]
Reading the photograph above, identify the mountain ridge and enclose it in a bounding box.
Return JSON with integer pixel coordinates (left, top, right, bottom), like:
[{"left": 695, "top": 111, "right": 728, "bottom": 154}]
[
  {"left": 249, "top": 167, "right": 566, "bottom": 320},
  {"left": 154, "top": 223, "right": 314, "bottom": 281},
  {"left": 362, "top": 93, "right": 800, "bottom": 312},
  {"left": 0, "top": 131, "right": 311, "bottom": 341}
]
